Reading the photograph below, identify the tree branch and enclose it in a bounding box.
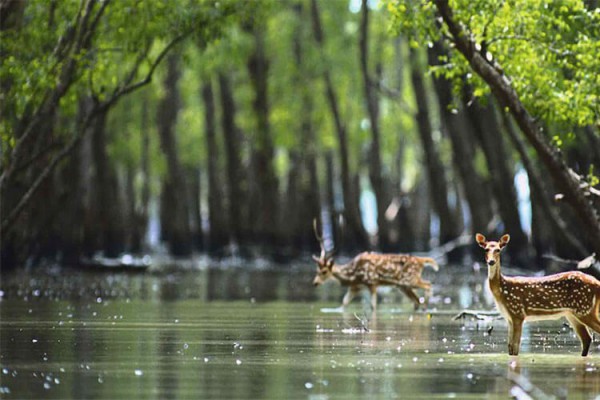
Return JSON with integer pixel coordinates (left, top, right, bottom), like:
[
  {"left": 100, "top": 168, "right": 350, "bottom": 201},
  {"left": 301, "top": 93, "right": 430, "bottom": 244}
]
[
  {"left": 433, "top": 0, "right": 600, "bottom": 254},
  {"left": 501, "top": 110, "right": 589, "bottom": 257},
  {"left": 0, "top": 0, "right": 107, "bottom": 194},
  {"left": 101, "top": 34, "right": 187, "bottom": 111},
  {"left": 1, "top": 34, "right": 187, "bottom": 235},
  {"left": 568, "top": 169, "right": 600, "bottom": 198},
  {"left": 1, "top": 110, "right": 96, "bottom": 233},
  {"left": 372, "top": 79, "right": 415, "bottom": 114}
]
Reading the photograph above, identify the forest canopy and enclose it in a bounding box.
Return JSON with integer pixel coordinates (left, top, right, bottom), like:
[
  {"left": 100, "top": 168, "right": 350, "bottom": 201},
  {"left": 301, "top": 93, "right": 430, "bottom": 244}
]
[
  {"left": 389, "top": 0, "right": 600, "bottom": 128},
  {"left": 1, "top": 0, "right": 599, "bottom": 268}
]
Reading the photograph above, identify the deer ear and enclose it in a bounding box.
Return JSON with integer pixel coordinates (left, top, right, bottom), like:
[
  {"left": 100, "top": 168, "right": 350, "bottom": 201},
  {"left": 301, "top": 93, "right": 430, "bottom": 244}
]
[
  {"left": 312, "top": 255, "right": 320, "bottom": 262},
  {"left": 475, "top": 233, "right": 487, "bottom": 248},
  {"left": 499, "top": 234, "right": 511, "bottom": 248}
]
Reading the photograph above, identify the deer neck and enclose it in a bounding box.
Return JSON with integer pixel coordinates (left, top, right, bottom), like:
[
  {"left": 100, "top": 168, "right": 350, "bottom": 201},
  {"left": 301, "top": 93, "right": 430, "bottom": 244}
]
[
  {"left": 487, "top": 258, "right": 504, "bottom": 293},
  {"left": 331, "top": 261, "right": 354, "bottom": 285}
]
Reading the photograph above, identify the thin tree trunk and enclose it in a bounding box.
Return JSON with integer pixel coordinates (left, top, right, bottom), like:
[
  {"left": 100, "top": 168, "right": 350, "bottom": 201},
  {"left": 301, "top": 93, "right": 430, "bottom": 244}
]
[
  {"left": 89, "top": 106, "right": 124, "bottom": 257},
  {"left": 138, "top": 94, "right": 151, "bottom": 252},
  {"left": 428, "top": 42, "right": 493, "bottom": 233},
  {"left": 187, "top": 167, "right": 203, "bottom": 251},
  {"left": 501, "top": 112, "right": 588, "bottom": 258},
  {"left": 325, "top": 150, "right": 338, "bottom": 247},
  {"left": 463, "top": 91, "right": 528, "bottom": 260},
  {"left": 218, "top": 72, "right": 246, "bottom": 247},
  {"left": 202, "top": 81, "right": 226, "bottom": 252},
  {"left": 292, "top": 2, "right": 321, "bottom": 252},
  {"left": 409, "top": 47, "right": 459, "bottom": 245},
  {"left": 55, "top": 121, "right": 85, "bottom": 262},
  {"left": 310, "top": 0, "right": 368, "bottom": 250},
  {"left": 411, "top": 177, "right": 432, "bottom": 250},
  {"left": 244, "top": 17, "right": 279, "bottom": 246},
  {"left": 359, "top": 0, "right": 389, "bottom": 250},
  {"left": 285, "top": 151, "right": 302, "bottom": 250},
  {"left": 389, "top": 38, "right": 415, "bottom": 251},
  {"left": 157, "top": 54, "right": 192, "bottom": 256}
]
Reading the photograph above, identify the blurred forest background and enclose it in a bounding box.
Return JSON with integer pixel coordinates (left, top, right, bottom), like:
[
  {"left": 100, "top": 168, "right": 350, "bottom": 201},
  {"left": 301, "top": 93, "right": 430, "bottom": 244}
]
[{"left": 1, "top": 0, "right": 599, "bottom": 270}]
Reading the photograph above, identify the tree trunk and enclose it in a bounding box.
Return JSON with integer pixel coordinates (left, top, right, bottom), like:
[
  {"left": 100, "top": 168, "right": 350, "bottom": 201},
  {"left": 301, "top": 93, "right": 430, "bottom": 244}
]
[
  {"left": 157, "top": 54, "right": 192, "bottom": 256},
  {"left": 291, "top": 1, "right": 321, "bottom": 252},
  {"left": 582, "top": 126, "right": 600, "bottom": 169},
  {"left": 435, "top": 0, "right": 600, "bottom": 255},
  {"left": 463, "top": 92, "right": 529, "bottom": 261},
  {"left": 87, "top": 106, "right": 125, "bottom": 257},
  {"left": 202, "top": 81, "right": 227, "bottom": 252},
  {"left": 325, "top": 150, "right": 338, "bottom": 247},
  {"left": 359, "top": 0, "right": 389, "bottom": 250},
  {"left": 244, "top": 17, "right": 280, "bottom": 246},
  {"left": 187, "top": 167, "right": 203, "bottom": 251},
  {"left": 411, "top": 177, "right": 432, "bottom": 251},
  {"left": 501, "top": 112, "right": 587, "bottom": 258},
  {"left": 428, "top": 42, "right": 493, "bottom": 234},
  {"left": 310, "top": 0, "right": 368, "bottom": 251},
  {"left": 135, "top": 94, "right": 151, "bottom": 253},
  {"left": 0, "top": 0, "right": 25, "bottom": 31},
  {"left": 218, "top": 72, "right": 247, "bottom": 248},
  {"left": 284, "top": 151, "right": 302, "bottom": 250},
  {"left": 409, "top": 47, "right": 459, "bottom": 245},
  {"left": 54, "top": 122, "right": 85, "bottom": 263}
]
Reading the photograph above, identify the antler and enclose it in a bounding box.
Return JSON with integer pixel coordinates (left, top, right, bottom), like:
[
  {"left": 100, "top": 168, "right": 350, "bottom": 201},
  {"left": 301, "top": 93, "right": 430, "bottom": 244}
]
[
  {"left": 313, "top": 218, "right": 326, "bottom": 260},
  {"left": 313, "top": 218, "right": 337, "bottom": 261}
]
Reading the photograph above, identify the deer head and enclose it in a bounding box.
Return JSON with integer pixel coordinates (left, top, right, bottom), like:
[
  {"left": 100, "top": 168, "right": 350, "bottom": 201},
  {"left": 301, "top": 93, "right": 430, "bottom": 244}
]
[
  {"left": 312, "top": 219, "right": 336, "bottom": 286},
  {"left": 476, "top": 233, "right": 510, "bottom": 267}
]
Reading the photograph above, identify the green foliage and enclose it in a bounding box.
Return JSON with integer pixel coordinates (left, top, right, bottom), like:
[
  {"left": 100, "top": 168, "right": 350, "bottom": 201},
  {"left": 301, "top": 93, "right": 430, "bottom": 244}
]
[
  {"left": 387, "top": 0, "right": 600, "bottom": 132},
  {"left": 0, "top": 0, "right": 246, "bottom": 152},
  {"left": 1, "top": 0, "right": 450, "bottom": 214},
  {"left": 588, "top": 164, "right": 599, "bottom": 188}
]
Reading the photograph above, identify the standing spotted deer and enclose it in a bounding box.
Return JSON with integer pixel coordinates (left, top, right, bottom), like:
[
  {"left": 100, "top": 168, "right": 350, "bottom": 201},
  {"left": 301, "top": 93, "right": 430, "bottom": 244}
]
[
  {"left": 312, "top": 223, "right": 439, "bottom": 311},
  {"left": 476, "top": 233, "right": 600, "bottom": 356}
]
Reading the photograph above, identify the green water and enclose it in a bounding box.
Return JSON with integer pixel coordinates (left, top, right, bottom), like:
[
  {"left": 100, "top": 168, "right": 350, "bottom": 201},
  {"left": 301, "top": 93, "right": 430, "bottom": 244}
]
[{"left": 1, "top": 265, "right": 600, "bottom": 399}]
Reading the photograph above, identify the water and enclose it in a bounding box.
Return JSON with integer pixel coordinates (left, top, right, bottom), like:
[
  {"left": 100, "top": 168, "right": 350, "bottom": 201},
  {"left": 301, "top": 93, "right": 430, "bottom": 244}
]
[{"left": 2, "top": 263, "right": 600, "bottom": 399}]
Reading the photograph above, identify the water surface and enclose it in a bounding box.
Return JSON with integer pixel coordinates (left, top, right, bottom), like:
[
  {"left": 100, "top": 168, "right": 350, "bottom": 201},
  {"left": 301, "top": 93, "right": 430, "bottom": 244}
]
[{"left": 2, "top": 263, "right": 600, "bottom": 399}]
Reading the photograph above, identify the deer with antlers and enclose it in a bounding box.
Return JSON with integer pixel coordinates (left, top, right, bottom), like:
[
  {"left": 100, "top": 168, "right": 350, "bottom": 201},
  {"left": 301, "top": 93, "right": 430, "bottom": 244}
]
[
  {"left": 476, "top": 233, "right": 600, "bottom": 356},
  {"left": 312, "top": 221, "right": 439, "bottom": 311}
]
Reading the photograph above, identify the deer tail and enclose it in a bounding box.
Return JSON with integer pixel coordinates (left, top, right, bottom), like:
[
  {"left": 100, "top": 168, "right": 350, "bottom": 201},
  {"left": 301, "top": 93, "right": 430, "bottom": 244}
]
[{"left": 420, "top": 257, "right": 439, "bottom": 272}]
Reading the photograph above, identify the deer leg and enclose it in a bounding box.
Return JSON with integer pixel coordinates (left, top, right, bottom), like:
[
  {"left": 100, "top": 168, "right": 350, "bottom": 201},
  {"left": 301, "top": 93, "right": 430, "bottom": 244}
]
[
  {"left": 398, "top": 286, "right": 422, "bottom": 310},
  {"left": 567, "top": 315, "right": 592, "bottom": 356},
  {"left": 576, "top": 313, "right": 600, "bottom": 356},
  {"left": 414, "top": 279, "right": 432, "bottom": 303},
  {"left": 341, "top": 287, "right": 359, "bottom": 309},
  {"left": 507, "top": 318, "right": 524, "bottom": 356},
  {"left": 578, "top": 313, "right": 600, "bottom": 334},
  {"left": 368, "top": 286, "right": 378, "bottom": 312}
]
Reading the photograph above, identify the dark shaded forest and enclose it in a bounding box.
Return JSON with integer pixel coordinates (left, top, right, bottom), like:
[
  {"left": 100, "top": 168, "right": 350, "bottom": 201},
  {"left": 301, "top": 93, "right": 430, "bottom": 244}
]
[{"left": 1, "top": 0, "right": 599, "bottom": 270}]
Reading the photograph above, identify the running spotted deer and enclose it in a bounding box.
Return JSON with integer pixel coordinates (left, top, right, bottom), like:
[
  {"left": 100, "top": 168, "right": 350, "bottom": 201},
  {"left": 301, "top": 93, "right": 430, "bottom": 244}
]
[
  {"left": 312, "top": 222, "right": 439, "bottom": 311},
  {"left": 476, "top": 233, "right": 600, "bottom": 356}
]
